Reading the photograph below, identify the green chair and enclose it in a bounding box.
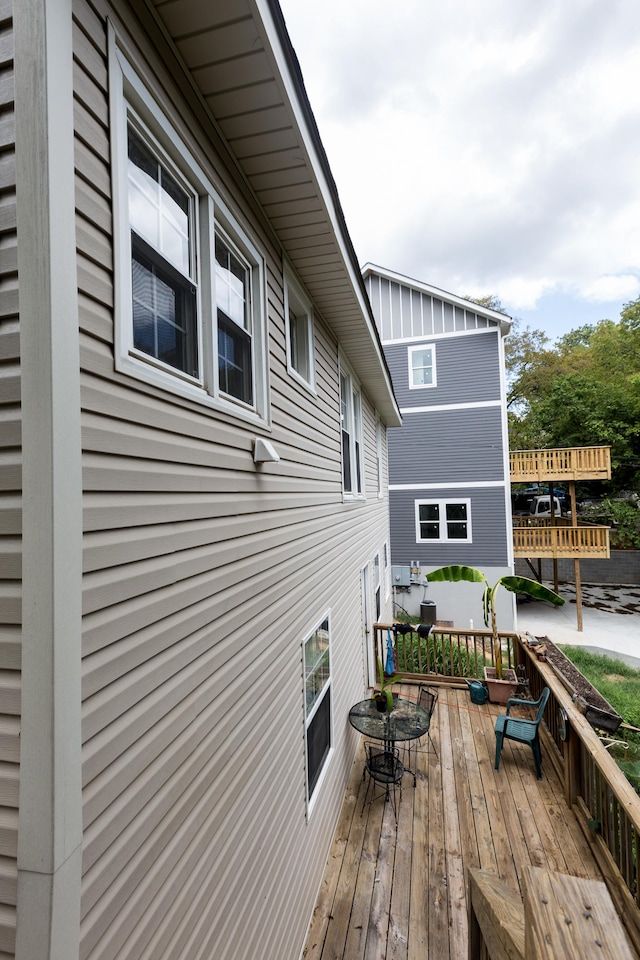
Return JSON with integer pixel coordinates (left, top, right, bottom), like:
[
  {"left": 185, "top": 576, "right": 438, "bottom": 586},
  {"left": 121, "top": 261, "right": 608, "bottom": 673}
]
[{"left": 494, "top": 687, "right": 550, "bottom": 780}]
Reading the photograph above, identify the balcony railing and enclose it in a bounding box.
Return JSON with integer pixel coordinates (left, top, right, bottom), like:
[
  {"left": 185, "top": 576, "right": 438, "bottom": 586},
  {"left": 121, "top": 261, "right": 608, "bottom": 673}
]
[
  {"left": 510, "top": 446, "right": 611, "bottom": 481},
  {"left": 372, "top": 623, "right": 640, "bottom": 954},
  {"left": 512, "top": 522, "right": 610, "bottom": 558}
]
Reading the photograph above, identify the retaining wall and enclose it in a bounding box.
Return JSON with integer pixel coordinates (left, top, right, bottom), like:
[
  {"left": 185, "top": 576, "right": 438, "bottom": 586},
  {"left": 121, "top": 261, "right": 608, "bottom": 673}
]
[{"left": 515, "top": 549, "right": 639, "bottom": 585}]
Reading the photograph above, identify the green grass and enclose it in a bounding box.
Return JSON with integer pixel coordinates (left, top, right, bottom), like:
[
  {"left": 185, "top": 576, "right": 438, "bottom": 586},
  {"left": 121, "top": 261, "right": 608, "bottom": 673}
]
[
  {"left": 556, "top": 646, "right": 640, "bottom": 730},
  {"left": 557, "top": 646, "right": 640, "bottom": 793}
]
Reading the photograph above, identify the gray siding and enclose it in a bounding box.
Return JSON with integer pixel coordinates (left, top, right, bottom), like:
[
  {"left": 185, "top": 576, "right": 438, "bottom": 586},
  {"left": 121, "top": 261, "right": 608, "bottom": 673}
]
[
  {"left": 365, "top": 271, "right": 498, "bottom": 342},
  {"left": 388, "top": 406, "right": 506, "bottom": 484},
  {"left": 73, "top": 4, "right": 391, "bottom": 959},
  {"left": 384, "top": 331, "right": 502, "bottom": 407},
  {"left": 0, "top": 1, "right": 18, "bottom": 954},
  {"left": 390, "top": 487, "right": 510, "bottom": 567}
]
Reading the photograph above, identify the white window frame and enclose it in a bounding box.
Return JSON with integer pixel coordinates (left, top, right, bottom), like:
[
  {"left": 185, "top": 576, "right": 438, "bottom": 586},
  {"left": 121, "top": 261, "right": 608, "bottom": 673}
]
[
  {"left": 339, "top": 357, "right": 364, "bottom": 499},
  {"left": 284, "top": 266, "right": 315, "bottom": 392},
  {"left": 414, "top": 498, "right": 472, "bottom": 543},
  {"left": 373, "top": 552, "right": 381, "bottom": 622},
  {"left": 109, "top": 32, "right": 269, "bottom": 426},
  {"left": 303, "top": 612, "right": 333, "bottom": 811},
  {"left": 376, "top": 417, "right": 384, "bottom": 499},
  {"left": 408, "top": 343, "right": 437, "bottom": 389},
  {"left": 383, "top": 541, "right": 390, "bottom": 601}
]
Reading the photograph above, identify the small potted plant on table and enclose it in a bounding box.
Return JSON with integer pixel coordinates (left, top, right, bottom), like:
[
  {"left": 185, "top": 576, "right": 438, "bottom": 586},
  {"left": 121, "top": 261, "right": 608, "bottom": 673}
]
[
  {"left": 426, "top": 566, "right": 564, "bottom": 704},
  {"left": 373, "top": 656, "right": 400, "bottom": 712}
]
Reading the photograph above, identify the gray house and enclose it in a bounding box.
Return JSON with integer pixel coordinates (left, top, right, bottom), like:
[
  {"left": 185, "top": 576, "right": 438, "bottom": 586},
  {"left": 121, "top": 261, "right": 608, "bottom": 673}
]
[
  {"left": 362, "top": 264, "right": 514, "bottom": 628},
  {"left": 2, "top": 2, "right": 400, "bottom": 958}
]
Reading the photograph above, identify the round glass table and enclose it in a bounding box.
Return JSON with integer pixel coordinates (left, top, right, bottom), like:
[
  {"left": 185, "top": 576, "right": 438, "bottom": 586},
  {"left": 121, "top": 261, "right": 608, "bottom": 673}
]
[{"left": 348, "top": 696, "right": 431, "bottom": 785}]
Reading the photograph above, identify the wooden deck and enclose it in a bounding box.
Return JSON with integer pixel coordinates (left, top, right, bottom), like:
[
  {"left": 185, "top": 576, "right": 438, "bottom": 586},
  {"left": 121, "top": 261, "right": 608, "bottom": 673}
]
[{"left": 304, "top": 685, "right": 603, "bottom": 960}]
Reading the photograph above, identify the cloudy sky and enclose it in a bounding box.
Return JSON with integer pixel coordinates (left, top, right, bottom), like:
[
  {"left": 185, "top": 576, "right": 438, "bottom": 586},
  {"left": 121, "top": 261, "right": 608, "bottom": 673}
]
[{"left": 279, "top": 0, "right": 640, "bottom": 340}]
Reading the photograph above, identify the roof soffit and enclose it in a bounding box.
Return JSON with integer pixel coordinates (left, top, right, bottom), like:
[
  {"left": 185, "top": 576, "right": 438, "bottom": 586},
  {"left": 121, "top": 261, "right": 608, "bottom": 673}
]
[{"left": 145, "top": 0, "right": 400, "bottom": 424}]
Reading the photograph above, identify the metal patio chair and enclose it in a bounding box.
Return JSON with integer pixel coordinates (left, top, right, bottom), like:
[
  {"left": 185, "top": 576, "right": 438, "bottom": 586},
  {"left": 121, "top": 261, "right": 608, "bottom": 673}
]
[
  {"left": 404, "top": 685, "right": 439, "bottom": 782},
  {"left": 362, "top": 742, "right": 404, "bottom": 820}
]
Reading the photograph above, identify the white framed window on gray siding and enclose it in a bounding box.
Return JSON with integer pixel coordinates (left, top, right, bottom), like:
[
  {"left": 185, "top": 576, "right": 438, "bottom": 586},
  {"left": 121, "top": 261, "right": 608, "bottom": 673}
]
[
  {"left": 408, "top": 343, "right": 437, "bottom": 389},
  {"left": 109, "top": 36, "right": 268, "bottom": 425},
  {"left": 284, "top": 267, "right": 315, "bottom": 391},
  {"left": 415, "top": 499, "right": 472, "bottom": 543},
  {"left": 303, "top": 613, "right": 333, "bottom": 805},
  {"left": 339, "top": 359, "right": 364, "bottom": 498}
]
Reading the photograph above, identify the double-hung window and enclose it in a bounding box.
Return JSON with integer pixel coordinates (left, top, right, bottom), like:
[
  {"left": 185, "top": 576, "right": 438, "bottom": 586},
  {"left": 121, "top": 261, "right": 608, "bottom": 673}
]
[
  {"left": 415, "top": 499, "right": 472, "bottom": 543},
  {"left": 304, "top": 615, "right": 332, "bottom": 802},
  {"left": 110, "top": 37, "right": 267, "bottom": 424},
  {"left": 408, "top": 343, "right": 437, "bottom": 389},
  {"left": 128, "top": 127, "right": 198, "bottom": 378},
  {"left": 340, "top": 362, "right": 363, "bottom": 497},
  {"left": 285, "top": 269, "right": 315, "bottom": 390}
]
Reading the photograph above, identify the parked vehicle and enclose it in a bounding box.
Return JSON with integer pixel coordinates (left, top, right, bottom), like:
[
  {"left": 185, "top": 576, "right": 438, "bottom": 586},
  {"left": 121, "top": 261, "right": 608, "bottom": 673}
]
[{"left": 528, "top": 495, "right": 567, "bottom": 518}]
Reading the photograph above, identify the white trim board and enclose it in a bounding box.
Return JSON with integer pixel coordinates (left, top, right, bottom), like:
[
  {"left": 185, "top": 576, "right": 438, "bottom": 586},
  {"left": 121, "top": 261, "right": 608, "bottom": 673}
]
[
  {"left": 389, "top": 481, "right": 508, "bottom": 491},
  {"left": 400, "top": 399, "right": 502, "bottom": 415},
  {"left": 382, "top": 325, "right": 501, "bottom": 346}
]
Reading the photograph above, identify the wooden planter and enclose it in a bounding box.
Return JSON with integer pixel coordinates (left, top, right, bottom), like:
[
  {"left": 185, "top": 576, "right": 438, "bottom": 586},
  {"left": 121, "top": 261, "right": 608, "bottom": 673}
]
[{"left": 483, "top": 667, "right": 518, "bottom": 705}]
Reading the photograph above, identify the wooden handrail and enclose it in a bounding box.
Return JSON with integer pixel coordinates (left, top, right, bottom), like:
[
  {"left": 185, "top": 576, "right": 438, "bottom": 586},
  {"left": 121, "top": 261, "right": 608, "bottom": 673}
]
[{"left": 510, "top": 446, "right": 611, "bottom": 481}]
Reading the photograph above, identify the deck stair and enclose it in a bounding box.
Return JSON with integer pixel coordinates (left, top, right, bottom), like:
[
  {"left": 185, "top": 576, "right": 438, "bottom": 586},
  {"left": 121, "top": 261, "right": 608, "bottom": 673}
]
[{"left": 469, "top": 866, "right": 637, "bottom": 960}]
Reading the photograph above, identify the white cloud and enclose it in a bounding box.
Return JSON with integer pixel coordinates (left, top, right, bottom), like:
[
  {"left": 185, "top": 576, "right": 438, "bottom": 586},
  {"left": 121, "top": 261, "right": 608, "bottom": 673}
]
[
  {"left": 580, "top": 275, "right": 640, "bottom": 303},
  {"left": 279, "top": 0, "right": 640, "bottom": 333}
]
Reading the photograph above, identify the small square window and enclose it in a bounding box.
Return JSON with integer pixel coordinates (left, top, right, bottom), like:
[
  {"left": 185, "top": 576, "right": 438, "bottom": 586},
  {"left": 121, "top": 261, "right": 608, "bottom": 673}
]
[
  {"left": 408, "top": 343, "right": 437, "bottom": 389},
  {"left": 415, "top": 499, "right": 471, "bottom": 543}
]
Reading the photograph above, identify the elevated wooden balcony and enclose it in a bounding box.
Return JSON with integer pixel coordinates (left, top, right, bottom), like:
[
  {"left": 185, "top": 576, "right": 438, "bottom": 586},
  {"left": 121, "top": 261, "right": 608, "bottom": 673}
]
[
  {"left": 512, "top": 520, "right": 610, "bottom": 559},
  {"left": 510, "top": 446, "right": 611, "bottom": 482}
]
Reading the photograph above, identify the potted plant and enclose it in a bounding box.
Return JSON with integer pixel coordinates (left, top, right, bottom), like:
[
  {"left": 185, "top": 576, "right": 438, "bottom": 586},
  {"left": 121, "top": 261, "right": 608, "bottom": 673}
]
[
  {"left": 426, "top": 566, "right": 564, "bottom": 703},
  {"left": 373, "top": 655, "right": 400, "bottom": 712}
]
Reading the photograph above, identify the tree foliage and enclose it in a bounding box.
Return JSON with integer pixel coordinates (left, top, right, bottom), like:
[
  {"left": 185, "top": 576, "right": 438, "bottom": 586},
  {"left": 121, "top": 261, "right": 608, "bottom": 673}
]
[{"left": 505, "top": 298, "right": 640, "bottom": 492}]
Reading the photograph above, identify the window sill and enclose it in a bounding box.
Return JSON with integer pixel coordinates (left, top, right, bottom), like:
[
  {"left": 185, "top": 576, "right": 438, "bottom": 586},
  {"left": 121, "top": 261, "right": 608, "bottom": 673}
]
[{"left": 116, "top": 352, "right": 270, "bottom": 430}]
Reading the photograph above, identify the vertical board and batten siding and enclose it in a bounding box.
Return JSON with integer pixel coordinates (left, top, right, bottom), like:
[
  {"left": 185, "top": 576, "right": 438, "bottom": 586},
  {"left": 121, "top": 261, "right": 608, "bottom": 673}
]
[
  {"left": 0, "top": 1, "right": 18, "bottom": 956},
  {"left": 73, "top": 4, "right": 390, "bottom": 959},
  {"left": 364, "top": 270, "right": 497, "bottom": 342},
  {"left": 384, "top": 332, "right": 502, "bottom": 408}
]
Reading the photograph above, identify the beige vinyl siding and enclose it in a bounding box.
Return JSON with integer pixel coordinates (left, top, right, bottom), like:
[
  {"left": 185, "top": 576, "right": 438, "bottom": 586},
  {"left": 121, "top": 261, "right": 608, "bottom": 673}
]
[
  {"left": 0, "top": 19, "right": 18, "bottom": 960},
  {"left": 74, "top": 3, "right": 391, "bottom": 959},
  {"left": 0, "top": 2, "right": 18, "bottom": 956}
]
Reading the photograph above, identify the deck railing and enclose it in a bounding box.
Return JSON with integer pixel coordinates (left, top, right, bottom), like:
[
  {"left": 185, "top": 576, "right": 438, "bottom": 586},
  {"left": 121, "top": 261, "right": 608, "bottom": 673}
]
[
  {"left": 512, "top": 522, "right": 610, "bottom": 558},
  {"left": 510, "top": 446, "right": 611, "bottom": 481},
  {"left": 373, "top": 622, "right": 518, "bottom": 682},
  {"left": 371, "top": 623, "right": 640, "bottom": 951},
  {"left": 516, "top": 641, "right": 640, "bottom": 951}
]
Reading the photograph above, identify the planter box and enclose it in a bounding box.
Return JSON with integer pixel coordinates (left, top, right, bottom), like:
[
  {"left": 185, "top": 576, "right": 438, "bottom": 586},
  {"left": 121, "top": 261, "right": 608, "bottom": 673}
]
[
  {"left": 575, "top": 697, "right": 623, "bottom": 734},
  {"left": 483, "top": 667, "right": 518, "bottom": 705}
]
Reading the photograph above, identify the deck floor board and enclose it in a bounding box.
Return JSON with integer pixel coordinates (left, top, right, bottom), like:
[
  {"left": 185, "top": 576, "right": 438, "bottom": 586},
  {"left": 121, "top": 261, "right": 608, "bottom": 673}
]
[{"left": 304, "top": 685, "right": 605, "bottom": 960}]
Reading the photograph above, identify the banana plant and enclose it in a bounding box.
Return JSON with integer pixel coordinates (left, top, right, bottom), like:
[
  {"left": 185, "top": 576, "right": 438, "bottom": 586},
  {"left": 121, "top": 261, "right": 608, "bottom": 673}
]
[{"left": 426, "top": 566, "right": 565, "bottom": 679}]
